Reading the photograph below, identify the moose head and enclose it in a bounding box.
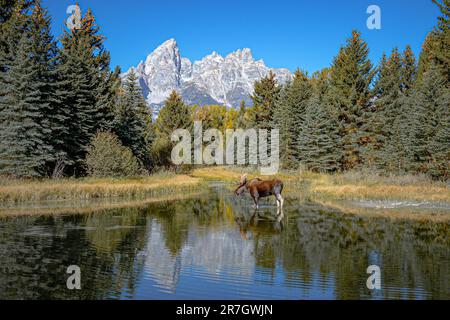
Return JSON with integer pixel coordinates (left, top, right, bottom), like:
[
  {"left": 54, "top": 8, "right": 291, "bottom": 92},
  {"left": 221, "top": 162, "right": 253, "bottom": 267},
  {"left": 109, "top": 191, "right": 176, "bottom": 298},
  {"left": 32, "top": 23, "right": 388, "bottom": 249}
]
[
  {"left": 234, "top": 173, "right": 284, "bottom": 209},
  {"left": 234, "top": 174, "right": 248, "bottom": 196}
]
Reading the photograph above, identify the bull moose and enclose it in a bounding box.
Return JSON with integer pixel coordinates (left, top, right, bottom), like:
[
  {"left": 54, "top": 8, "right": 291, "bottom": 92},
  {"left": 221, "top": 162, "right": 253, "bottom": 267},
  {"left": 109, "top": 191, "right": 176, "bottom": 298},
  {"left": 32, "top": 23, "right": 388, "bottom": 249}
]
[{"left": 235, "top": 174, "right": 284, "bottom": 209}]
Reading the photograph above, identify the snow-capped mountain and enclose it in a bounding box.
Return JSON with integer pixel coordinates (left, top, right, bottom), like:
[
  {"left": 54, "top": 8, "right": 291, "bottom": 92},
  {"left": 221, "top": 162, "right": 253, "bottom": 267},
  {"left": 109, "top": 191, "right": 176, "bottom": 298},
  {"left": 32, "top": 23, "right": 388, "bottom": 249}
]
[{"left": 123, "top": 39, "right": 292, "bottom": 115}]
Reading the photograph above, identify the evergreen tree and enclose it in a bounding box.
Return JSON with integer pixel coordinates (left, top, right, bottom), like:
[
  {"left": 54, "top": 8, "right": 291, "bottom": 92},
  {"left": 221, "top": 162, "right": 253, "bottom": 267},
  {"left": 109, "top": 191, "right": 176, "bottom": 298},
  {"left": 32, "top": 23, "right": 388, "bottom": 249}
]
[
  {"left": 310, "top": 68, "right": 331, "bottom": 97},
  {"left": 248, "top": 71, "right": 281, "bottom": 129},
  {"left": 0, "top": 3, "right": 58, "bottom": 176},
  {"left": 429, "top": 106, "right": 450, "bottom": 179},
  {"left": 431, "top": 0, "right": 449, "bottom": 82},
  {"left": 298, "top": 94, "right": 342, "bottom": 172},
  {"left": 0, "top": 0, "right": 34, "bottom": 24},
  {"left": 401, "top": 45, "right": 417, "bottom": 95},
  {"left": 56, "top": 6, "right": 116, "bottom": 175},
  {"left": 115, "top": 71, "right": 153, "bottom": 169},
  {"left": 234, "top": 100, "right": 247, "bottom": 129},
  {"left": 417, "top": 0, "right": 449, "bottom": 84},
  {"left": 0, "top": 1, "right": 31, "bottom": 81},
  {"left": 152, "top": 91, "right": 192, "bottom": 167},
  {"left": 370, "top": 49, "right": 404, "bottom": 170},
  {"left": 272, "top": 70, "right": 312, "bottom": 168},
  {"left": 408, "top": 63, "right": 449, "bottom": 176},
  {"left": 0, "top": 0, "right": 34, "bottom": 66},
  {"left": 325, "top": 30, "right": 375, "bottom": 170}
]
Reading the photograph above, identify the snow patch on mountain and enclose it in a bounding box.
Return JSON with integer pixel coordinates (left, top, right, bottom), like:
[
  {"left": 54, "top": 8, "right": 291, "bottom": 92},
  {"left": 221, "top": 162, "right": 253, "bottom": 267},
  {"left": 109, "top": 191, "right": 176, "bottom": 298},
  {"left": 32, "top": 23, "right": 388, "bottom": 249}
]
[{"left": 122, "top": 39, "right": 292, "bottom": 115}]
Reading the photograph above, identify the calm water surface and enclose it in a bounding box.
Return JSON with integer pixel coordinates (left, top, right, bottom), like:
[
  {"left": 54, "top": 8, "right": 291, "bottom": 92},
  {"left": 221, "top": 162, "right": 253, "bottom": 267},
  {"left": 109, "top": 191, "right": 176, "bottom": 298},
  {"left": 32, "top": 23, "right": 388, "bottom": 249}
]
[{"left": 0, "top": 184, "right": 448, "bottom": 300}]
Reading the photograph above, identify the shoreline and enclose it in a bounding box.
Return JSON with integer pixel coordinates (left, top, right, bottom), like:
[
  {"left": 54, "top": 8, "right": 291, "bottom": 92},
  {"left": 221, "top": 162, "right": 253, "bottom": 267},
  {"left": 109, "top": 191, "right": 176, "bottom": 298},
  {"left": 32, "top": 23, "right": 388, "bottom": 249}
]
[
  {"left": 0, "top": 167, "right": 449, "bottom": 220},
  {"left": 191, "top": 167, "right": 450, "bottom": 203},
  {"left": 0, "top": 173, "right": 202, "bottom": 205}
]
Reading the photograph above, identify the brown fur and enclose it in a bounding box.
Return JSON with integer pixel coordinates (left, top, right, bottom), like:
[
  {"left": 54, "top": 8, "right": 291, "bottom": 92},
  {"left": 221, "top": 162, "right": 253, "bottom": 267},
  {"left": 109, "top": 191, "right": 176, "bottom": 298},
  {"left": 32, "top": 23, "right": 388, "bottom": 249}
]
[{"left": 235, "top": 174, "right": 284, "bottom": 209}]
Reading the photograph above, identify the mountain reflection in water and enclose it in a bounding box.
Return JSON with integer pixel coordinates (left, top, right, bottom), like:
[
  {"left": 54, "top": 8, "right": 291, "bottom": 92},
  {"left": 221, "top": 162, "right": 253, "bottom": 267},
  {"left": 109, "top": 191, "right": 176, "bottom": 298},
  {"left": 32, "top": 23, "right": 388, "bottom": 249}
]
[{"left": 0, "top": 184, "right": 448, "bottom": 300}]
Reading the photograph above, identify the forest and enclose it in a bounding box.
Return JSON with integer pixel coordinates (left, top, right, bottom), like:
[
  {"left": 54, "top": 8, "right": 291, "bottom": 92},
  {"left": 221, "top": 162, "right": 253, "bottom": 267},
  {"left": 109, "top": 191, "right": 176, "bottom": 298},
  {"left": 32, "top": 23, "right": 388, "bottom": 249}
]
[{"left": 0, "top": 0, "right": 449, "bottom": 180}]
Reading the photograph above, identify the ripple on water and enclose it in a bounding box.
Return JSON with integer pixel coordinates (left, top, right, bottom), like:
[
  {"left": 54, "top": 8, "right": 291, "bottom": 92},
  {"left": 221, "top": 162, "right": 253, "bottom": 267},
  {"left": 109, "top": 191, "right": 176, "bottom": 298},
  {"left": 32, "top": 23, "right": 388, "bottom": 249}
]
[{"left": 0, "top": 186, "right": 448, "bottom": 300}]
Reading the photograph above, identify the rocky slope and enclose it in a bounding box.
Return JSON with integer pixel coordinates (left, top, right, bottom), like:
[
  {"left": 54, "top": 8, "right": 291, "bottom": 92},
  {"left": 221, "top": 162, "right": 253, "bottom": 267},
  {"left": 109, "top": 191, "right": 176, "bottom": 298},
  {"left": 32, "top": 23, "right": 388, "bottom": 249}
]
[{"left": 123, "top": 39, "right": 292, "bottom": 115}]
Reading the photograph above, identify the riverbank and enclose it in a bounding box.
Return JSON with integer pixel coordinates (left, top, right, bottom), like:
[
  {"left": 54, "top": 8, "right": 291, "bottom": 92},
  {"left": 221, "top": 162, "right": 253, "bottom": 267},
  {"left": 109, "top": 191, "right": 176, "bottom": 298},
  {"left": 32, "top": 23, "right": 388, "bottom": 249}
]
[
  {"left": 191, "top": 167, "right": 450, "bottom": 203},
  {"left": 0, "top": 172, "right": 202, "bottom": 205},
  {"left": 0, "top": 167, "right": 449, "bottom": 216}
]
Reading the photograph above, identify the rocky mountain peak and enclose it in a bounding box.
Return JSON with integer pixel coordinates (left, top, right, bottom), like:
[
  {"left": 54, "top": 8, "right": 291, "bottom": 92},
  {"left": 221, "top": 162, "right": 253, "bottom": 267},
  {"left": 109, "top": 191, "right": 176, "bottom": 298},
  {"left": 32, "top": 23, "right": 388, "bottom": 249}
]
[{"left": 123, "top": 39, "right": 292, "bottom": 116}]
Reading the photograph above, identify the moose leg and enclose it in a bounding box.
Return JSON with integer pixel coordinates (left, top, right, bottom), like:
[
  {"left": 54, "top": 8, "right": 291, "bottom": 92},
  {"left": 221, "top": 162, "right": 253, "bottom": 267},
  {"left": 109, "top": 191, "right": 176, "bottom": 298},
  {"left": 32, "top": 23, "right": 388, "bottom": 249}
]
[
  {"left": 276, "top": 193, "right": 284, "bottom": 208},
  {"left": 252, "top": 194, "right": 259, "bottom": 209}
]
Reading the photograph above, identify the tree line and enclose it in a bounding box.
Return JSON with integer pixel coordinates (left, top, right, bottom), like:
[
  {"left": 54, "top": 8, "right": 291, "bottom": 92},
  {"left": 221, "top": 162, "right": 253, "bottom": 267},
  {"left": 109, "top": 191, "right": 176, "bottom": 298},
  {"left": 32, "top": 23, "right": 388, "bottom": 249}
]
[
  {"left": 0, "top": 0, "right": 448, "bottom": 179},
  {"left": 242, "top": 0, "right": 449, "bottom": 179},
  {"left": 0, "top": 1, "right": 152, "bottom": 177}
]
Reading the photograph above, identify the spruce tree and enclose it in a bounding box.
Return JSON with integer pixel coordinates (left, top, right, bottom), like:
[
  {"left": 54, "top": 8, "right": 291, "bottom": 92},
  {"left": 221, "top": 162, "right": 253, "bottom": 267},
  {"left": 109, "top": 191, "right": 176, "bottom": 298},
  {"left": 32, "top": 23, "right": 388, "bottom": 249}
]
[
  {"left": 57, "top": 6, "right": 116, "bottom": 175},
  {"left": 429, "top": 107, "right": 450, "bottom": 179},
  {"left": 234, "top": 100, "right": 247, "bottom": 129},
  {"left": 310, "top": 68, "right": 331, "bottom": 97},
  {"left": 272, "top": 70, "right": 312, "bottom": 168},
  {"left": 408, "top": 63, "right": 449, "bottom": 176},
  {"left": 152, "top": 91, "right": 192, "bottom": 167},
  {"left": 417, "top": 0, "right": 449, "bottom": 84},
  {"left": 401, "top": 45, "right": 417, "bottom": 95},
  {"left": 115, "top": 71, "right": 153, "bottom": 169},
  {"left": 0, "top": 2, "right": 59, "bottom": 176},
  {"left": 0, "top": 0, "right": 34, "bottom": 23},
  {"left": 324, "top": 30, "right": 375, "bottom": 170},
  {"left": 370, "top": 49, "right": 404, "bottom": 170},
  {"left": 0, "top": 35, "right": 50, "bottom": 176},
  {"left": 432, "top": 0, "right": 449, "bottom": 82},
  {"left": 248, "top": 71, "right": 281, "bottom": 129},
  {"left": 298, "top": 94, "right": 342, "bottom": 172}
]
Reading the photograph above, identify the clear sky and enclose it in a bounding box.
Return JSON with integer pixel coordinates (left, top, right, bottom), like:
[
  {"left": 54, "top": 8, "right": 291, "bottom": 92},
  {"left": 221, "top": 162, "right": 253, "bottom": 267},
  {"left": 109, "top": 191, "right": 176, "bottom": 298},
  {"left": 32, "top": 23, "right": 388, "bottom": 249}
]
[{"left": 42, "top": 0, "right": 440, "bottom": 74}]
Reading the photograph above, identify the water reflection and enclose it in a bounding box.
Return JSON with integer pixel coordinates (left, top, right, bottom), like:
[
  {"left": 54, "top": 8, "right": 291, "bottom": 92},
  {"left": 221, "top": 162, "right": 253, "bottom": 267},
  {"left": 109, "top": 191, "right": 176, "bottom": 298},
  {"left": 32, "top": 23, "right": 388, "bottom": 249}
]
[{"left": 0, "top": 185, "right": 448, "bottom": 300}]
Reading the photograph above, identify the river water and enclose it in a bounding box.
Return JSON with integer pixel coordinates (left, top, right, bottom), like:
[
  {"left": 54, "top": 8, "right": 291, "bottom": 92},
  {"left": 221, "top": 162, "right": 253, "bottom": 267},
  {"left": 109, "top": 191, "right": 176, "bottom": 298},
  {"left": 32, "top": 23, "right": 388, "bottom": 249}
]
[{"left": 0, "top": 184, "right": 448, "bottom": 300}]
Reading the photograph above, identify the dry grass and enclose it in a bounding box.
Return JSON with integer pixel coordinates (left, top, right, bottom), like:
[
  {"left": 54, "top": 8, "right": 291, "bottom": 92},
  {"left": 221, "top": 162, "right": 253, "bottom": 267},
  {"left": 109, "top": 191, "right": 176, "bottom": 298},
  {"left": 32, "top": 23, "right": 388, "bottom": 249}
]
[
  {"left": 0, "top": 191, "right": 203, "bottom": 217},
  {"left": 191, "top": 166, "right": 450, "bottom": 202},
  {"left": 316, "top": 199, "right": 450, "bottom": 223},
  {"left": 0, "top": 172, "right": 202, "bottom": 204},
  {"left": 1, "top": 166, "right": 449, "bottom": 218}
]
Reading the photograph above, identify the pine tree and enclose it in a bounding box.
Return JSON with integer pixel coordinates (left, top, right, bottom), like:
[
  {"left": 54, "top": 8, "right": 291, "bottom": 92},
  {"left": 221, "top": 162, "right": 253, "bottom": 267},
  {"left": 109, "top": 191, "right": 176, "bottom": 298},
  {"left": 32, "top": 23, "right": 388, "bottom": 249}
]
[
  {"left": 0, "top": 35, "right": 50, "bottom": 176},
  {"left": 401, "top": 45, "right": 417, "bottom": 95},
  {"left": 370, "top": 49, "right": 404, "bottom": 170},
  {"left": 115, "top": 71, "right": 153, "bottom": 169},
  {"left": 0, "top": 2, "right": 59, "bottom": 176},
  {"left": 310, "top": 68, "right": 331, "bottom": 97},
  {"left": 429, "top": 107, "right": 450, "bottom": 179},
  {"left": 0, "top": 0, "right": 34, "bottom": 24},
  {"left": 234, "top": 100, "right": 247, "bottom": 129},
  {"left": 272, "top": 70, "right": 312, "bottom": 168},
  {"left": 408, "top": 63, "right": 449, "bottom": 176},
  {"left": 408, "top": 0, "right": 449, "bottom": 178},
  {"left": 152, "top": 91, "right": 192, "bottom": 167},
  {"left": 56, "top": 5, "right": 116, "bottom": 175},
  {"left": 248, "top": 71, "right": 281, "bottom": 129},
  {"left": 298, "top": 94, "right": 342, "bottom": 172},
  {"left": 432, "top": 0, "right": 449, "bottom": 82},
  {"left": 325, "top": 30, "right": 375, "bottom": 170},
  {"left": 417, "top": 0, "right": 449, "bottom": 84}
]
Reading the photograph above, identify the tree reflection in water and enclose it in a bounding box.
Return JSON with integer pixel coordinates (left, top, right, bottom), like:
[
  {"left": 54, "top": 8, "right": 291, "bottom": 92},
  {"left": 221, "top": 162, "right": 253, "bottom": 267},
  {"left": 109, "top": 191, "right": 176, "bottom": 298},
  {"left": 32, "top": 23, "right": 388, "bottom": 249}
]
[{"left": 0, "top": 185, "right": 448, "bottom": 299}]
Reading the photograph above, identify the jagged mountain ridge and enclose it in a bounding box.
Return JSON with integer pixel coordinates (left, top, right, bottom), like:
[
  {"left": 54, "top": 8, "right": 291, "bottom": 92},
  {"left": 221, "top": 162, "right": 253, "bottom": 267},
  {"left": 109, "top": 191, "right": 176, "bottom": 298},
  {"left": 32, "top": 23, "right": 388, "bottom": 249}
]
[{"left": 123, "top": 39, "right": 292, "bottom": 115}]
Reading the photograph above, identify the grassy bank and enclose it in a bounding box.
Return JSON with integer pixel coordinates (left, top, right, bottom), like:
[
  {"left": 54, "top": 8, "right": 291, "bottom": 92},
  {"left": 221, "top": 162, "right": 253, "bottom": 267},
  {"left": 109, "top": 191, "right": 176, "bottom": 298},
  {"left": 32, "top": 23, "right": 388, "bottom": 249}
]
[
  {"left": 0, "top": 172, "right": 202, "bottom": 205},
  {"left": 1, "top": 166, "right": 449, "bottom": 208},
  {"left": 0, "top": 191, "right": 204, "bottom": 217},
  {"left": 191, "top": 167, "right": 450, "bottom": 203}
]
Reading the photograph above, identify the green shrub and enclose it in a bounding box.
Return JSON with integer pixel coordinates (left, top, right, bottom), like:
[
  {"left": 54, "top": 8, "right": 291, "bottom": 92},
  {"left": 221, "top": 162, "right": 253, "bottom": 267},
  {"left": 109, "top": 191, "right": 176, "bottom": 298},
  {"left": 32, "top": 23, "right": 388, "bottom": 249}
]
[{"left": 85, "top": 131, "right": 145, "bottom": 177}]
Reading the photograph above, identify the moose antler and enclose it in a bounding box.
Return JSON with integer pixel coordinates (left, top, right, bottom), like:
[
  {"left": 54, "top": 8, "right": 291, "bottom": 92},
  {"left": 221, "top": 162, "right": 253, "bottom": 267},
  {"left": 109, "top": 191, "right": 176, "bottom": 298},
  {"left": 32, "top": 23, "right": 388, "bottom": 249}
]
[{"left": 240, "top": 174, "right": 248, "bottom": 185}]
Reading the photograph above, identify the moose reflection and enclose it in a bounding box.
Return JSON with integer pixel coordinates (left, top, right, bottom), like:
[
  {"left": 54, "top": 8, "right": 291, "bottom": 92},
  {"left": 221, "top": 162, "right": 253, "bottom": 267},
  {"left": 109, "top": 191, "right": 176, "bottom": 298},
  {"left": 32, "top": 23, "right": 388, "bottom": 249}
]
[{"left": 0, "top": 185, "right": 448, "bottom": 299}]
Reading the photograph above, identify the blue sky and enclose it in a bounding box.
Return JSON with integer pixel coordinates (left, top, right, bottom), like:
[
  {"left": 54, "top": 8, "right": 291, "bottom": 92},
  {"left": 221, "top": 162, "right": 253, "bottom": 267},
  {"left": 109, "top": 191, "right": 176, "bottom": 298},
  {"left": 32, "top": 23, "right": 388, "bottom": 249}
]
[{"left": 42, "top": 0, "right": 440, "bottom": 74}]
